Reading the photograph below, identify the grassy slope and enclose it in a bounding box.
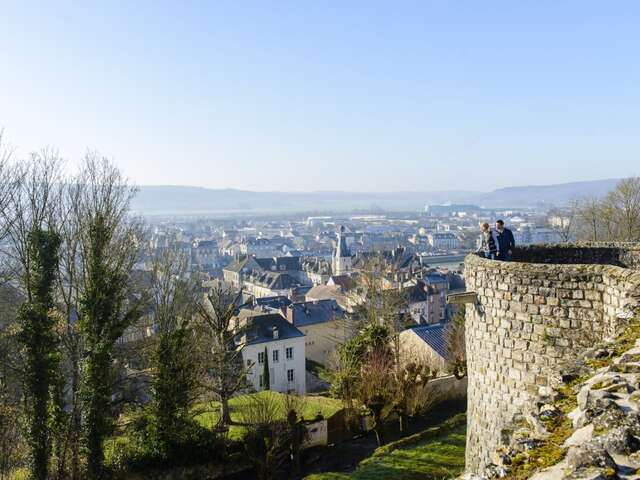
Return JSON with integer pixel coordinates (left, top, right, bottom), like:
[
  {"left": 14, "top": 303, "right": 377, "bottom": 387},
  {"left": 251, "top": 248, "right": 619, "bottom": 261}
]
[
  {"left": 306, "top": 422, "right": 466, "bottom": 480},
  {"left": 193, "top": 391, "right": 342, "bottom": 440}
]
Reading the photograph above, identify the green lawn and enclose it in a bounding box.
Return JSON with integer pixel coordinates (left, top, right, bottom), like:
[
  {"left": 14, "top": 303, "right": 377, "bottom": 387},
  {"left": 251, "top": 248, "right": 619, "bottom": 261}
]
[
  {"left": 306, "top": 422, "right": 466, "bottom": 480},
  {"left": 194, "top": 391, "right": 342, "bottom": 440}
]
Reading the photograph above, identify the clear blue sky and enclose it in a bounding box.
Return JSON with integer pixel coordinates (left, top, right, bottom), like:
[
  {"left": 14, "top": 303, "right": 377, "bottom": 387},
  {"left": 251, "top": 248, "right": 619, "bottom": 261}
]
[{"left": 1, "top": 1, "right": 639, "bottom": 192}]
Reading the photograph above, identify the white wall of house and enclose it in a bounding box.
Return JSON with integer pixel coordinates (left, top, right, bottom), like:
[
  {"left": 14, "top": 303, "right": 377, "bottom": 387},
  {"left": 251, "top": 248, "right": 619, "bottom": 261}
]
[
  {"left": 243, "top": 282, "right": 291, "bottom": 298},
  {"left": 242, "top": 336, "right": 306, "bottom": 395},
  {"left": 297, "top": 319, "right": 350, "bottom": 365}
]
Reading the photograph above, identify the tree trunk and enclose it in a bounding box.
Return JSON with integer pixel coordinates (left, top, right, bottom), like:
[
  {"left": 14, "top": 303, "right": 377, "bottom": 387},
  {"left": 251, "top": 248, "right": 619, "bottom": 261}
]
[
  {"left": 373, "top": 426, "right": 384, "bottom": 447},
  {"left": 220, "top": 396, "right": 232, "bottom": 426},
  {"left": 69, "top": 343, "right": 81, "bottom": 480}
]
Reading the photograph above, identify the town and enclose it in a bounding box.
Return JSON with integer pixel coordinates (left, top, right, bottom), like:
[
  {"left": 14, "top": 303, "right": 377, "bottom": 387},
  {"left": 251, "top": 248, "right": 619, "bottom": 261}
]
[
  {"left": 133, "top": 205, "right": 565, "bottom": 397},
  {"left": 3, "top": 2, "right": 639, "bottom": 479}
]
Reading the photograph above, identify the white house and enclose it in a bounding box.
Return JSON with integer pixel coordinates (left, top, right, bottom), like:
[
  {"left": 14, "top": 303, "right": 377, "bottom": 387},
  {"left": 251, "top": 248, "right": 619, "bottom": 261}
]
[
  {"left": 239, "top": 313, "right": 306, "bottom": 395},
  {"left": 283, "top": 299, "right": 350, "bottom": 366}
]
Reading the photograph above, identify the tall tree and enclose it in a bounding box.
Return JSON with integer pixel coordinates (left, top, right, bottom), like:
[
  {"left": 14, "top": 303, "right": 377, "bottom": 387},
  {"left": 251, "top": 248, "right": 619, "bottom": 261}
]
[
  {"left": 149, "top": 248, "right": 202, "bottom": 453},
  {"left": 54, "top": 180, "right": 85, "bottom": 480},
  {"left": 18, "top": 229, "right": 61, "bottom": 480},
  {"left": 197, "top": 283, "right": 250, "bottom": 427},
  {"left": 74, "top": 154, "right": 141, "bottom": 479},
  {"left": 3, "top": 153, "right": 63, "bottom": 480},
  {"left": 262, "top": 346, "right": 270, "bottom": 391}
]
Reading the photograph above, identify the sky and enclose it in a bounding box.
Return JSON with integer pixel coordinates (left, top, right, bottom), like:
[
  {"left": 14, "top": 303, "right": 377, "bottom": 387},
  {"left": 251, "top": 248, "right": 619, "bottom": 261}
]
[{"left": 1, "top": 1, "right": 639, "bottom": 193}]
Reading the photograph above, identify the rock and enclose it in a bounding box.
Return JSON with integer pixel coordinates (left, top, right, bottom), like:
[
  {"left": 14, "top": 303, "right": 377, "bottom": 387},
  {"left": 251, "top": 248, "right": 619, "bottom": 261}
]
[
  {"left": 569, "top": 407, "right": 590, "bottom": 429},
  {"left": 577, "top": 386, "right": 617, "bottom": 411},
  {"left": 596, "top": 426, "right": 640, "bottom": 455},
  {"left": 516, "top": 437, "right": 544, "bottom": 451},
  {"left": 591, "top": 401, "right": 634, "bottom": 431},
  {"left": 563, "top": 424, "right": 594, "bottom": 448},
  {"left": 566, "top": 444, "right": 616, "bottom": 472},
  {"left": 594, "top": 348, "right": 612, "bottom": 359},
  {"left": 612, "top": 362, "right": 640, "bottom": 374},
  {"left": 525, "top": 412, "right": 551, "bottom": 436},
  {"left": 571, "top": 467, "right": 616, "bottom": 480},
  {"left": 483, "top": 463, "right": 508, "bottom": 479},
  {"left": 540, "top": 404, "right": 561, "bottom": 422}
]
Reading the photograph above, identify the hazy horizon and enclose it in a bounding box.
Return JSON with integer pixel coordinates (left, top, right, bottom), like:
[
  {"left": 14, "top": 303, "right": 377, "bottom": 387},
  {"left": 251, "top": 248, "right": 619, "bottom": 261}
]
[
  {"left": 2, "top": 1, "right": 639, "bottom": 192},
  {"left": 132, "top": 176, "right": 620, "bottom": 194}
]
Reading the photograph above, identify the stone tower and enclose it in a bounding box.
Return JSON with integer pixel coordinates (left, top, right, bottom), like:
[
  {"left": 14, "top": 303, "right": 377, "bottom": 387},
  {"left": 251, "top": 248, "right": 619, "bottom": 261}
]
[
  {"left": 464, "top": 244, "right": 640, "bottom": 474},
  {"left": 332, "top": 226, "right": 352, "bottom": 276}
]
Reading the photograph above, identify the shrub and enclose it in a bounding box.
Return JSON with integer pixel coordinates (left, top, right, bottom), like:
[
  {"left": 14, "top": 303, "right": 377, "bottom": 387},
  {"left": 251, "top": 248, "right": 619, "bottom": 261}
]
[{"left": 105, "top": 409, "right": 225, "bottom": 473}]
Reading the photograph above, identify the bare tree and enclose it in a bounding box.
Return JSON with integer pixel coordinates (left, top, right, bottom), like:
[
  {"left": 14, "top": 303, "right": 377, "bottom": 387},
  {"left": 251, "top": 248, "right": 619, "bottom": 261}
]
[
  {"left": 602, "top": 177, "right": 640, "bottom": 242},
  {"left": 391, "top": 361, "right": 435, "bottom": 434},
  {"left": 54, "top": 179, "right": 85, "bottom": 480},
  {"left": 547, "top": 201, "right": 578, "bottom": 242},
  {"left": 197, "top": 283, "right": 250, "bottom": 427},
  {"left": 574, "top": 178, "right": 640, "bottom": 242},
  {"left": 576, "top": 197, "right": 602, "bottom": 242},
  {"left": 357, "top": 347, "right": 394, "bottom": 446}
]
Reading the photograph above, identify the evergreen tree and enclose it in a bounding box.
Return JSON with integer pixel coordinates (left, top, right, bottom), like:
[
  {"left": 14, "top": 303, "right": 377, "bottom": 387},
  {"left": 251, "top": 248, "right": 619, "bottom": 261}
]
[
  {"left": 19, "top": 228, "right": 61, "bottom": 480},
  {"left": 263, "top": 347, "right": 270, "bottom": 391}
]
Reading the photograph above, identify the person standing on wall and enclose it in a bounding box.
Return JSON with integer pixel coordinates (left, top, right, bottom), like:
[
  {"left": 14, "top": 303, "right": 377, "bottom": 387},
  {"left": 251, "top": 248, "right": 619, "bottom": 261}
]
[
  {"left": 495, "top": 219, "right": 515, "bottom": 261},
  {"left": 478, "top": 222, "right": 499, "bottom": 260}
]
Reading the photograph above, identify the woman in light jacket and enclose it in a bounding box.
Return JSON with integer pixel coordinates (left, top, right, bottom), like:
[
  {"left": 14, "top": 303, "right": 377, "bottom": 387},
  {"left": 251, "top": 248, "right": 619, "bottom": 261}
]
[{"left": 478, "top": 222, "right": 499, "bottom": 260}]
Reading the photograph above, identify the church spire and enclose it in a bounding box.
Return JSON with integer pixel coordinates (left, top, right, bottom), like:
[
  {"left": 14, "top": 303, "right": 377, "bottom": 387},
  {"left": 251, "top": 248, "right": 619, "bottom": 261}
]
[{"left": 333, "top": 225, "right": 352, "bottom": 275}]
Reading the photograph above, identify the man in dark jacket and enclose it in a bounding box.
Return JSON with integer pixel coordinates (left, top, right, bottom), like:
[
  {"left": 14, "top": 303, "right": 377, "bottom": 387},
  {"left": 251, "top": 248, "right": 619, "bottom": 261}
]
[{"left": 495, "top": 220, "right": 515, "bottom": 261}]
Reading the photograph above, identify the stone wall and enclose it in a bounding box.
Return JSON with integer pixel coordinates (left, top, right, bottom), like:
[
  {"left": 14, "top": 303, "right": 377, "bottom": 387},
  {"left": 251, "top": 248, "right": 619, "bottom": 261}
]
[{"left": 464, "top": 244, "right": 640, "bottom": 473}]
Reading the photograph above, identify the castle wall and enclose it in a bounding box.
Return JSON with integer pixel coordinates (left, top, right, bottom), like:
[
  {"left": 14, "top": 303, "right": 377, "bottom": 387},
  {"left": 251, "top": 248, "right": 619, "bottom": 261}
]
[{"left": 464, "top": 245, "right": 640, "bottom": 472}]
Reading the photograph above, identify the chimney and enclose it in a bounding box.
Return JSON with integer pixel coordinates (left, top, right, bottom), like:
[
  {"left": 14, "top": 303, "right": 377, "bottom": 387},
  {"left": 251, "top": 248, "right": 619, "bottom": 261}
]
[{"left": 286, "top": 305, "right": 295, "bottom": 324}]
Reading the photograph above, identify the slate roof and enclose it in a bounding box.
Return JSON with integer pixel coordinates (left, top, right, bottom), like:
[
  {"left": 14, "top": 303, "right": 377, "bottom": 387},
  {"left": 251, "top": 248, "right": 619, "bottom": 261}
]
[
  {"left": 240, "top": 313, "right": 305, "bottom": 345},
  {"left": 246, "top": 271, "right": 297, "bottom": 290},
  {"left": 328, "top": 274, "right": 357, "bottom": 291},
  {"left": 424, "top": 271, "right": 448, "bottom": 285},
  {"left": 255, "top": 256, "right": 301, "bottom": 272},
  {"left": 224, "top": 256, "right": 260, "bottom": 273},
  {"left": 410, "top": 323, "right": 448, "bottom": 359},
  {"left": 254, "top": 295, "right": 292, "bottom": 310},
  {"left": 286, "top": 299, "right": 345, "bottom": 327}
]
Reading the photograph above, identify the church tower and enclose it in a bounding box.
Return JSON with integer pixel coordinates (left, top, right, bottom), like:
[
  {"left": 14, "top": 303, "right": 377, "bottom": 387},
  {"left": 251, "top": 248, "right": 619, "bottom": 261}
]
[{"left": 332, "top": 225, "right": 352, "bottom": 275}]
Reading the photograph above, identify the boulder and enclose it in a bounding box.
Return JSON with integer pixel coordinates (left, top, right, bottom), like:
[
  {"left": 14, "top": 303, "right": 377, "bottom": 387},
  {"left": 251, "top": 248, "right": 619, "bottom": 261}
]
[
  {"left": 563, "top": 424, "right": 594, "bottom": 448},
  {"left": 566, "top": 444, "right": 616, "bottom": 472}
]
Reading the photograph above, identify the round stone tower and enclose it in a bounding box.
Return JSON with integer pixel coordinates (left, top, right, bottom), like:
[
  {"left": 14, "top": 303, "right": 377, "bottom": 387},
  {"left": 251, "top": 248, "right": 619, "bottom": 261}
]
[{"left": 464, "top": 244, "right": 640, "bottom": 473}]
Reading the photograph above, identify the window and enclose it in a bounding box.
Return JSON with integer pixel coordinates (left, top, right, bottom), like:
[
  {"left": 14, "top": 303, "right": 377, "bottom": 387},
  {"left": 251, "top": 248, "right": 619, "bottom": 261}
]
[
  {"left": 258, "top": 351, "right": 265, "bottom": 364},
  {"left": 272, "top": 350, "right": 279, "bottom": 363},
  {"left": 246, "top": 359, "right": 252, "bottom": 367},
  {"left": 287, "top": 369, "right": 294, "bottom": 382},
  {"left": 286, "top": 347, "right": 293, "bottom": 360}
]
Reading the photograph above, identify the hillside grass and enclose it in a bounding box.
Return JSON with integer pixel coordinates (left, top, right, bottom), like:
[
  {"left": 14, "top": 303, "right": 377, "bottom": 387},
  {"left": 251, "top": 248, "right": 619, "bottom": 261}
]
[
  {"left": 193, "top": 390, "right": 342, "bottom": 440},
  {"left": 306, "top": 416, "right": 466, "bottom": 480}
]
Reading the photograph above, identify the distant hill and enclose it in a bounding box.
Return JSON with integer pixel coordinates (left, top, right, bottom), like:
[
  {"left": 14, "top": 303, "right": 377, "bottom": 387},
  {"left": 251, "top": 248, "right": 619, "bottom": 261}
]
[
  {"left": 476, "top": 178, "right": 620, "bottom": 208},
  {"left": 131, "top": 179, "right": 621, "bottom": 216}
]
